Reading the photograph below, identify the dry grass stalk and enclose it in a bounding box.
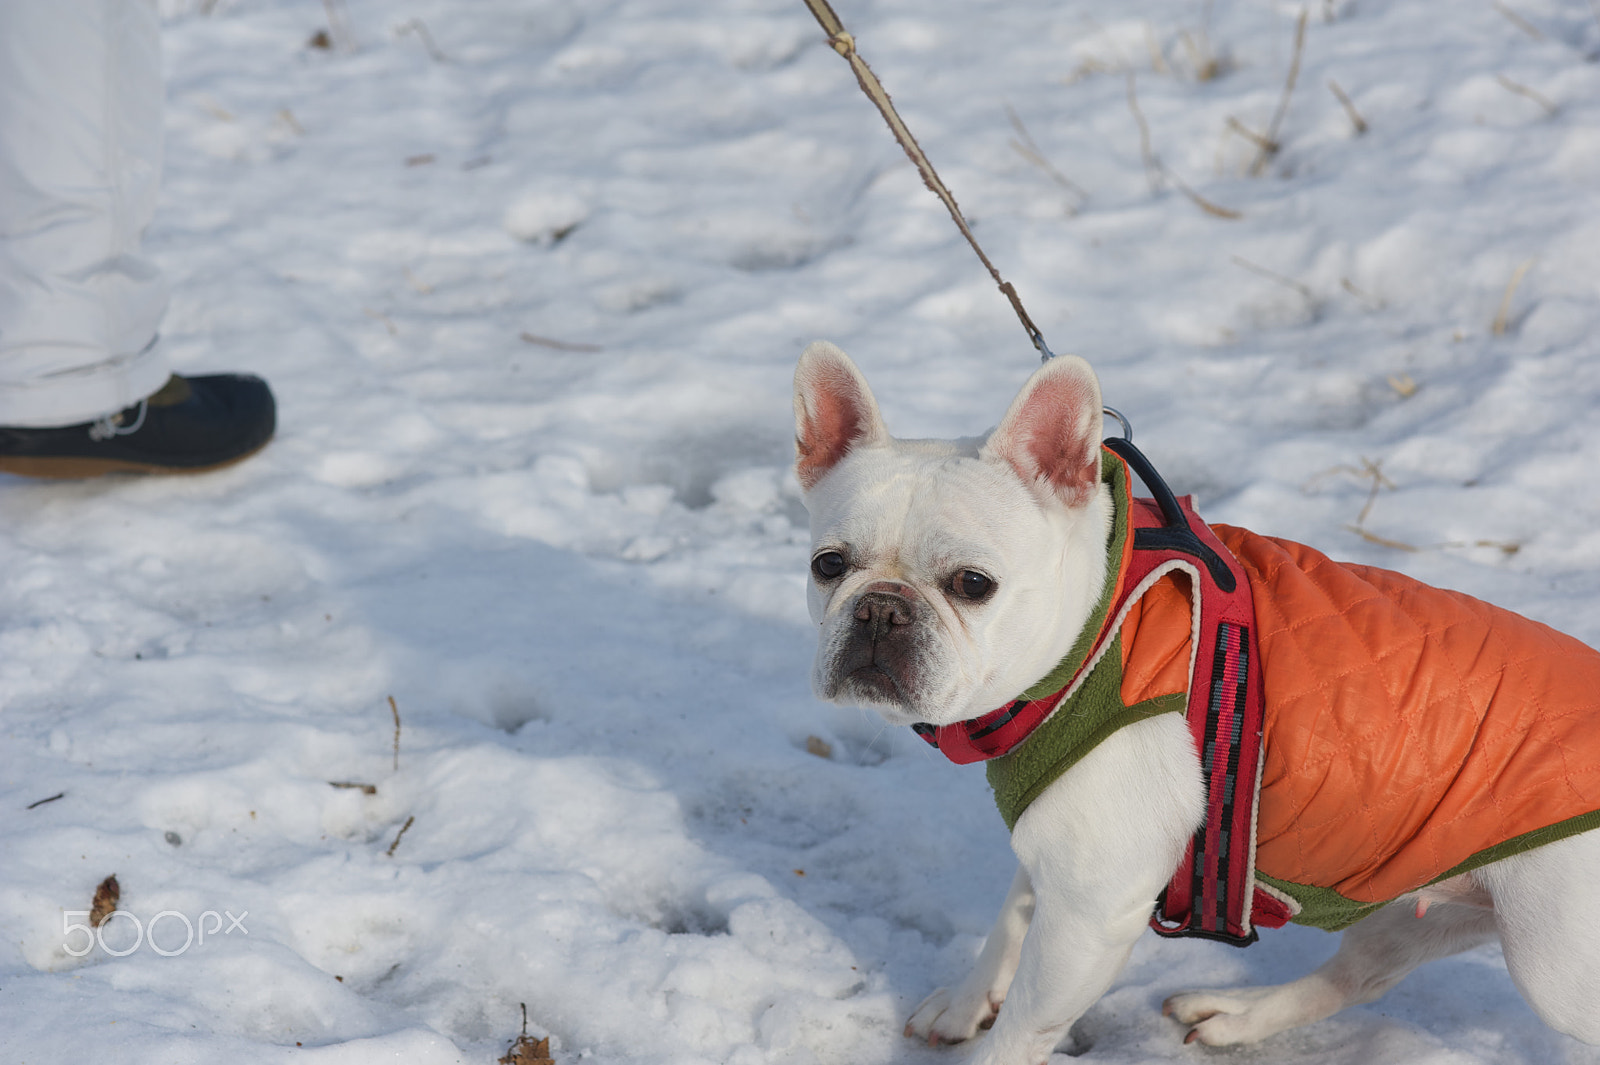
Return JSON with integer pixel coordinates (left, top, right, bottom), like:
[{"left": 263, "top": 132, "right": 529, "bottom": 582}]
[
  {"left": 520, "top": 331, "right": 603, "bottom": 353},
  {"left": 1225, "top": 116, "right": 1277, "bottom": 152},
  {"left": 1328, "top": 80, "right": 1367, "bottom": 134},
  {"left": 1182, "top": 32, "right": 1225, "bottom": 82},
  {"left": 1145, "top": 23, "right": 1170, "bottom": 74},
  {"left": 397, "top": 18, "right": 449, "bottom": 62},
  {"left": 322, "top": 0, "right": 355, "bottom": 50},
  {"left": 1126, "top": 72, "right": 1162, "bottom": 192},
  {"left": 1250, "top": 8, "right": 1309, "bottom": 175},
  {"left": 388, "top": 695, "right": 402, "bottom": 772},
  {"left": 403, "top": 267, "right": 433, "bottom": 294},
  {"left": 1311, "top": 458, "right": 1518, "bottom": 556},
  {"left": 1340, "top": 277, "right": 1384, "bottom": 309},
  {"left": 1062, "top": 57, "right": 1118, "bottom": 85},
  {"left": 1345, "top": 525, "right": 1420, "bottom": 551},
  {"left": 1387, "top": 373, "right": 1419, "bottom": 398},
  {"left": 1303, "top": 457, "right": 1393, "bottom": 526},
  {"left": 26, "top": 792, "right": 64, "bottom": 810},
  {"left": 1348, "top": 527, "right": 1519, "bottom": 556},
  {"left": 329, "top": 781, "right": 378, "bottom": 795},
  {"left": 1125, "top": 73, "right": 1243, "bottom": 219},
  {"left": 1168, "top": 172, "right": 1242, "bottom": 219},
  {"left": 1492, "top": 259, "right": 1534, "bottom": 335},
  {"left": 364, "top": 308, "right": 398, "bottom": 336},
  {"left": 1353, "top": 457, "right": 1394, "bottom": 526},
  {"left": 385, "top": 815, "right": 415, "bottom": 857},
  {"left": 1230, "top": 255, "right": 1314, "bottom": 302},
  {"left": 1005, "top": 105, "right": 1088, "bottom": 207},
  {"left": 1495, "top": 75, "right": 1558, "bottom": 116},
  {"left": 1493, "top": 1, "right": 1545, "bottom": 40}
]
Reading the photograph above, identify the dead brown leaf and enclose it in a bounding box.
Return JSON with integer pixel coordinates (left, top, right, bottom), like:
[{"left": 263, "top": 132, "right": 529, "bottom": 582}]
[
  {"left": 499, "top": 1035, "right": 553, "bottom": 1065},
  {"left": 90, "top": 874, "right": 120, "bottom": 928},
  {"left": 500, "top": 1005, "right": 554, "bottom": 1065},
  {"left": 804, "top": 735, "right": 833, "bottom": 759}
]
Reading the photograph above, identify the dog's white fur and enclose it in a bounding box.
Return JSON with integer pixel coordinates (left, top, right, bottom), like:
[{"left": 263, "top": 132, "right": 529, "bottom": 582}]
[{"left": 793, "top": 340, "right": 1600, "bottom": 1063}]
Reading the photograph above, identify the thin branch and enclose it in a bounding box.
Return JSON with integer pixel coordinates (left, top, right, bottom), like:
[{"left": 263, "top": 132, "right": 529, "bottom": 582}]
[{"left": 802, "top": 0, "right": 1054, "bottom": 356}]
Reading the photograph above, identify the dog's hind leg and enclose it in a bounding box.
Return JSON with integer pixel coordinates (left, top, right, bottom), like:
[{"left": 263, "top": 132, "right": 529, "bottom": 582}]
[
  {"left": 1475, "top": 829, "right": 1600, "bottom": 1045},
  {"left": 905, "top": 864, "right": 1034, "bottom": 1045},
  {"left": 1164, "top": 893, "right": 1498, "bottom": 1046}
]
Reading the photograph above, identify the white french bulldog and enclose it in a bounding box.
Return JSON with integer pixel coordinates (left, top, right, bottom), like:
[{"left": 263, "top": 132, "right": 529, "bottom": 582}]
[{"left": 792, "top": 340, "right": 1600, "bottom": 1064}]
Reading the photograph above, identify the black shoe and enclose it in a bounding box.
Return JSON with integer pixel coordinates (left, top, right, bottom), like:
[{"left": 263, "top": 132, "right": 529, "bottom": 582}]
[{"left": 0, "top": 374, "right": 275, "bottom": 478}]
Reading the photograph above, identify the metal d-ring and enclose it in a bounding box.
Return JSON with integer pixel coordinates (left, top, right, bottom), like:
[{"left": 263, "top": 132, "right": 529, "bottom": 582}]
[{"left": 1102, "top": 406, "right": 1133, "bottom": 442}]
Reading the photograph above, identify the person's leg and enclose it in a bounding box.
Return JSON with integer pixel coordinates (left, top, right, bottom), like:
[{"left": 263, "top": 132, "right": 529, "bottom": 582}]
[
  {"left": 0, "top": 0, "right": 172, "bottom": 427},
  {"left": 0, "top": 0, "right": 274, "bottom": 477}
]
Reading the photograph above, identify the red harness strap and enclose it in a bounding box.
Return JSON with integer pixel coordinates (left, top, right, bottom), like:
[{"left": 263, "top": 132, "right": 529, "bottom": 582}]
[
  {"left": 1128, "top": 493, "right": 1289, "bottom": 945},
  {"left": 913, "top": 441, "right": 1291, "bottom": 944}
]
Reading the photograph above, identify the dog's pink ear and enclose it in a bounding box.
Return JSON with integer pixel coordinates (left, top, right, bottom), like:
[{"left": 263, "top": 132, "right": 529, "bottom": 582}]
[
  {"left": 793, "top": 341, "right": 889, "bottom": 491},
  {"left": 982, "top": 355, "right": 1104, "bottom": 508}
]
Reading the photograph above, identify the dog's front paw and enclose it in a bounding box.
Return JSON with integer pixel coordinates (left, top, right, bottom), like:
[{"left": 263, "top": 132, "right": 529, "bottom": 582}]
[
  {"left": 1162, "top": 988, "right": 1286, "bottom": 1046},
  {"left": 905, "top": 985, "right": 1001, "bottom": 1046}
]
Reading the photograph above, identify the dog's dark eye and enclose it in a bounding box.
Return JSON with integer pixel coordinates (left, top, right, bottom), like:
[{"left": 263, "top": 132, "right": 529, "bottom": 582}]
[
  {"left": 953, "top": 570, "right": 994, "bottom": 601},
  {"left": 812, "top": 551, "right": 847, "bottom": 581}
]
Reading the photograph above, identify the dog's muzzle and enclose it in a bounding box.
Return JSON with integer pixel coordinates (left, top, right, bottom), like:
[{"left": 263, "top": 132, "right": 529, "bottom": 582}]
[{"left": 823, "top": 583, "right": 928, "bottom": 708}]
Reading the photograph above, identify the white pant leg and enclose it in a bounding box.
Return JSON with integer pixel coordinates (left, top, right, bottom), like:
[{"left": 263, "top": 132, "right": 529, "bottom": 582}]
[{"left": 0, "top": 0, "right": 172, "bottom": 428}]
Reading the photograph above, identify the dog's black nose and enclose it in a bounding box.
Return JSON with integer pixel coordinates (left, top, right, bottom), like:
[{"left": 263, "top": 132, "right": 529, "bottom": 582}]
[{"left": 854, "top": 591, "right": 913, "bottom": 633}]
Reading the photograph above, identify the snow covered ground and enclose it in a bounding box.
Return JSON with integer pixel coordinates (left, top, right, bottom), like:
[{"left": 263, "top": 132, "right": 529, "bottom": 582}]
[{"left": 4, "top": 0, "right": 1600, "bottom": 1061}]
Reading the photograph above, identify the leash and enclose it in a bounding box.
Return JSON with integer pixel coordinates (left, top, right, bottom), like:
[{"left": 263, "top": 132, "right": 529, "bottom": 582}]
[{"left": 801, "top": 0, "right": 1056, "bottom": 362}]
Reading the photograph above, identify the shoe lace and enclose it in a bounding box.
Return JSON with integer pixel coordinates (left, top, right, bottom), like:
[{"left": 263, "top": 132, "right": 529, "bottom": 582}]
[{"left": 88, "top": 399, "right": 149, "bottom": 442}]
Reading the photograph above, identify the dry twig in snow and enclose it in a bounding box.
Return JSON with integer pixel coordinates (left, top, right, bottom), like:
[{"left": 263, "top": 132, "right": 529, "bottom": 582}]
[
  {"left": 389, "top": 695, "right": 402, "bottom": 772},
  {"left": 1495, "top": 75, "right": 1558, "bottom": 116},
  {"left": 386, "top": 816, "right": 415, "bottom": 857},
  {"left": 1005, "top": 105, "right": 1087, "bottom": 208},
  {"left": 1125, "top": 73, "right": 1242, "bottom": 219},
  {"left": 1493, "top": 0, "right": 1544, "bottom": 40},
  {"left": 1250, "top": 7, "right": 1309, "bottom": 175},
  {"left": 1328, "top": 80, "right": 1367, "bottom": 134},
  {"left": 1492, "top": 259, "right": 1534, "bottom": 335}
]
